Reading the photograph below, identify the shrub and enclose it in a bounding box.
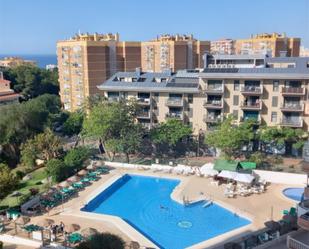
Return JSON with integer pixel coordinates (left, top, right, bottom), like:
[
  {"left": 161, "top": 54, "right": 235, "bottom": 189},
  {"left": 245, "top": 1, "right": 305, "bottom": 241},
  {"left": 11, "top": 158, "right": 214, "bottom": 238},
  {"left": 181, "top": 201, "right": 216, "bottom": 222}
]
[
  {"left": 75, "top": 233, "right": 125, "bottom": 249},
  {"left": 63, "top": 111, "right": 84, "bottom": 136},
  {"left": 45, "top": 159, "right": 66, "bottom": 182},
  {"left": 64, "top": 147, "right": 90, "bottom": 172},
  {"left": 248, "top": 152, "right": 265, "bottom": 167},
  {"left": 0, "top": 164, "right": 18, "bottom": 199}
]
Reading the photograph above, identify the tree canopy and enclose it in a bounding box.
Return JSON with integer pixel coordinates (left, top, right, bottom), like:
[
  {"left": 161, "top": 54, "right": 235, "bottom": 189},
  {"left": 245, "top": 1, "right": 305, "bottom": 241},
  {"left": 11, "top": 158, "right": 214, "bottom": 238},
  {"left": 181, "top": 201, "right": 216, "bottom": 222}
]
[
  {"left": 0, "top": 94, "right": 61, "bottom": 166},
  {"left": 150, "top": 119, "right": 192, "bottom": 157},
  {"left": 82, "top": 99, "right": 142, "bottom": 161},
  {"left": 205, "top": 116, "right": 257, "bottom": 159},
  {"left": 3, "top": 65, "right": 59, "bottom": 99},
  {"left": 63, "top": 110, "right": 84, "bottom": 136},
  {"left": 75, "top": 233, "right": 125, "bottom": 249}
]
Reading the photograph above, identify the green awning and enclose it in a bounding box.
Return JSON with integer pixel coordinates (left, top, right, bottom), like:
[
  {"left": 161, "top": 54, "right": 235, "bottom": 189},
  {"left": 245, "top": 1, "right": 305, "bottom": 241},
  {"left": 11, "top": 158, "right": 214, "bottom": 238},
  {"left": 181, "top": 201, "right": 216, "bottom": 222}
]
[
  {"left": 214, "top": 159, "right": 239, "bottom": 171},
  {"left": 239, "top": 162, "right": 256, "bottom": 170}
]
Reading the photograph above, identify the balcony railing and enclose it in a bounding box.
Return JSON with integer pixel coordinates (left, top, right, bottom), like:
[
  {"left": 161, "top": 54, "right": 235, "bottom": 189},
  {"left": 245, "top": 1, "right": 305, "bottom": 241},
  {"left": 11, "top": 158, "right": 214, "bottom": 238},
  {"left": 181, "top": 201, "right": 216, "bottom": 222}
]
[
  {"left": 108, "top": 97, "right": 119, "bottom": 102},
  {"left": 203, "top": 100, "right": 223, "bottom": 109},
  {"left": 282, "top": 87, "right": 306, "bottom": 96},
  {"left": 280, "top": 118, "right": 303, "bottom": 128},
  {"left": 140, "top": 122, "right": 152, "bottom": 130},
  {"left": 137, "top": 111, "right": 151, "bottom": 119},
  {"left": 137, "top": 98, "right": 151, "bottom": 105},
  {"left": 280, "top": 103, "right": 304, "bottom": 112},
  {"left": 165, "top": 98, "right": 183, "bottom": 107},
  {"left": 240, "top": 101, "right": 262, "bottom": 110},
  {"left": 240, "top": 116, "right": 261, "bottom": 124},
  {"left": 205, "top": 85, "right": 224, "bottom": 94},
  {"left": 166, "top": 113, "right": 183, "bottom": 119},
  {"left": 287, "top": 235, "right": 309, "bottom": 249},
  {"left": 241, "top": 86, "right": 263, "bottom": 95},
  {"left": 203, "top": 114, "right": 223, "bottom": 123}
]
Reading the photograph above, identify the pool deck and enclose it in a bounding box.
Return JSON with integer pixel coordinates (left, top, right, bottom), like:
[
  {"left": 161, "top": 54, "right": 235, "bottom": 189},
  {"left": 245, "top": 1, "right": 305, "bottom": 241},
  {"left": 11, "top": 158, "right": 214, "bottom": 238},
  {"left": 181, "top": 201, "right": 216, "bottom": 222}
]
[{"left": 28, "top": 168, "right": 302, "bottom": 249}]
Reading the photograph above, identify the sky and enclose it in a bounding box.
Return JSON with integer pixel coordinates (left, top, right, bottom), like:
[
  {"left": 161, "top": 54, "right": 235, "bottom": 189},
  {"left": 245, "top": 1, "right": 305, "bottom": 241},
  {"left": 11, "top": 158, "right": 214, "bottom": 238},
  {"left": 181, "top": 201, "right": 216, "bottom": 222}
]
[{"left": 0, "top": 0, "right": 309, "bottom": 55}]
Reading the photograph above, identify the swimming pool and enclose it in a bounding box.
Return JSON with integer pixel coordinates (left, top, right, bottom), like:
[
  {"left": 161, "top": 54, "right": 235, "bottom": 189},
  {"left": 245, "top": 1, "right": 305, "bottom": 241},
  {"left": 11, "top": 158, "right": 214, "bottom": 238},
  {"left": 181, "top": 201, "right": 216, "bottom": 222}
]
[
  {"left": 282, "top": 188, "right": 304, "bottom": 202},
  {"left": 82, "top": 174, "right": 251, "bottom": 249}
]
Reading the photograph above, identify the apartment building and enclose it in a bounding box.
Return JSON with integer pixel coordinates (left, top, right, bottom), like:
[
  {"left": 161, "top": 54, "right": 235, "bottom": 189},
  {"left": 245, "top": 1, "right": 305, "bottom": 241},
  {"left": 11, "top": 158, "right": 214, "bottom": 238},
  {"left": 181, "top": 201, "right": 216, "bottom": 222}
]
[
  {"left": 0, "top": 72, "right": 20, "bottom": 105},
  {"left": 57, "top": 33, "right": 141, "bottom": 111},
  {"left": 141, "top": 34, "right": 210, "bottom": 72},
  {"left": 300, "top": 46, "right": 309, "bottom": 57},
  {"left": 210, "top": 39, "right": 234, "bottom": 55},
  {"left": 97, "top": 56, "right": 309, "bottom": 134},
  {"left": 234, "top": 33, "right": 300, "bottom": 57},
  {"left": 0, "top": 56, "right": 36, "bottom": 68}
]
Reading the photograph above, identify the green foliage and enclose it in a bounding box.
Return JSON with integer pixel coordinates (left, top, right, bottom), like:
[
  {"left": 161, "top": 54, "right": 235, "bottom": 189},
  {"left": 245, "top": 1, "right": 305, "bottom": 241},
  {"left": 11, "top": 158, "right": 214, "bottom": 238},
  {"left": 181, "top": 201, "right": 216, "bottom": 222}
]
[
  {"left": 82, "top": 99, "right": 142, "bottom": 161},
  {"left": 151, "top": 119, "right": 192, "bottom": 146},
  {"left": 150, "top": 119, "right": 192, "bottom": 157},
  {"left": 3, "top": 65, "right": 59, "bottom": 99},
  {"left": 64, "top": 146, "right": 90, "bottom": 171},
  {"left": 75, "top": 233, "right": 125, "bottom": 249},
  {"left": 259, "top": 126, "right": 307, "bottom": 150},
  {"left": 21, "top": 129, "right": 62, "bottom": 168},
  {"left": 0, "top": 164, "right": 18, "bottom": 199},
  {"left": 46, "top": 159, "right": 66, "bottom": 182},
  {"left": 63, "top": 111, "right": 84, "bottom": 136},
  {"left": 248, "top": 152, "right": 265, "bottom": 167},
  {"left": 205, "top": 116, "right": 256, "bottom": 159},
  {"left": 0, "top": 94, "right": 61, "bottom": 166}
]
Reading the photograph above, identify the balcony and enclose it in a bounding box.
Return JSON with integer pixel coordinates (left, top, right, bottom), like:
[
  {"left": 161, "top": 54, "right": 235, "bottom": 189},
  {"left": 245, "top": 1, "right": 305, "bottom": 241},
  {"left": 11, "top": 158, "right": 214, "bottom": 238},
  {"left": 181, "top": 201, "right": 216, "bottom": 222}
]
[
  {"left": 203, "top": 114, "right": 223, "bottom": 123},
  {"left": 140, "top": 122, "right": 152, "bottom": 130},
  {"left": 136, "top": 111, "right": 151, "bottom": 119},
  {"left": 205, "top": 85, "right": 224, "bottom": 95},
  {"left": 241, "top": 86, "right": 263, "bottom": 95},
  {"left": 298, "top": 212, "right": 309, "bottom": 231},
  {"left": 108, "top": 97, "right": 119, "bottom": 102},
  {"left": 240, "top": 116, "right": 261, "bottom": 124},
  {"left": 137, "top": 98, "right": 151, "bottom": 106},
  {"left": 203, "top": 100, "right": 223, "bottom": 109},
  {"left": 280, "top": 118, "right": 303, "bottom": 128},
  {"left": 165, "top": 98, "right": 183, "bottom": 107},
  {"left": 282, "top": 87, "right": 306, "bottom": 96},
  {"left": 240, "top": 101, "right": 262, "bottom": 110},
  {"left": 165, "top": 112, "right": 183, "bottom": 120},
  {"left": 280, "top": 103, "right": 304, "bottom": 112}
]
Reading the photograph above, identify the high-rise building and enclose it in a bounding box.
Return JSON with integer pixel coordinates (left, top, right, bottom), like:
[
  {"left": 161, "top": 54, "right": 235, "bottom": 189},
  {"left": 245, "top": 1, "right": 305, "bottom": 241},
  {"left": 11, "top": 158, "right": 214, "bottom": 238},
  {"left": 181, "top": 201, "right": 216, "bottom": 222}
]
[
  {"left": 234, "top": 33, "right": 300, "bottom": 57},
  {"left": 300, "top": 46, "right": 309, "bottom": 57},
  {"left": 98, "top": 56, "right": 309, "bottom": 134},
  {"left": 141, "top": 34, "right": 210, "bottom": 72},
  {"left": 210, "top": 39, "right": 234, "bottom": 55},
  {"left": 57, "top": 33, "right": 141, "bottom": 111}
]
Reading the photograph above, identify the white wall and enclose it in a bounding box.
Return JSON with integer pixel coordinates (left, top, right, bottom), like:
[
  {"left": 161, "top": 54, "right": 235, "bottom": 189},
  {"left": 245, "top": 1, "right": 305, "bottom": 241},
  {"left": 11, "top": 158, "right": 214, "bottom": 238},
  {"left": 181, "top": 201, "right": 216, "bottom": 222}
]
[{"left": 253, "top": 169, "right": 308, "bottom": 185}]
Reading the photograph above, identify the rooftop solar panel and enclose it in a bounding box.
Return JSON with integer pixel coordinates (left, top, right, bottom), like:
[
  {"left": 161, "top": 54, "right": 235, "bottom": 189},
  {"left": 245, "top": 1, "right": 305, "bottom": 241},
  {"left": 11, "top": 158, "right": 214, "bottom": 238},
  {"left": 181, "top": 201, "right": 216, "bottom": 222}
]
[{"left": 203, "top": 68, "right": 239, "bottom": 73}]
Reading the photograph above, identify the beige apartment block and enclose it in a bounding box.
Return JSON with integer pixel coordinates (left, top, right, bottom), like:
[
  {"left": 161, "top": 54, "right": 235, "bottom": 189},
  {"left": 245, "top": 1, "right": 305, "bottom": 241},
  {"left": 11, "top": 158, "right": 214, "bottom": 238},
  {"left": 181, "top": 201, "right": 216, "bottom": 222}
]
[
  {"left": 57, "top": 33, "right": 141, "bottom": 111},
  {"left": 234, "top": 32, "right": 300, "bottom": 57},
  {"left": 141, "top": 34, "right": 210, "bottom": 72},
  {"left": 98, "top": 56, "right": 309, "bottom": 134},
  {"left": 0, "top": 56, "right": 36, "bottom": 68},
  {"left": 210, "top": 39, "right": 234, "bottom": 55}
]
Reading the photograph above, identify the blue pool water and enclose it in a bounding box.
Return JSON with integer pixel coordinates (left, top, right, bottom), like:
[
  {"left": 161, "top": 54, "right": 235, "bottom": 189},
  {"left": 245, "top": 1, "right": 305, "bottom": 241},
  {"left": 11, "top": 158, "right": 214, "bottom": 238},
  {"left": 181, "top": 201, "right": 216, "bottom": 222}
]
[
  {"left": 82, "top": 175, "right": 251, "bottom": 249},
  {"left": 282, "top": 188, "right": 304, "bottom": 202}
]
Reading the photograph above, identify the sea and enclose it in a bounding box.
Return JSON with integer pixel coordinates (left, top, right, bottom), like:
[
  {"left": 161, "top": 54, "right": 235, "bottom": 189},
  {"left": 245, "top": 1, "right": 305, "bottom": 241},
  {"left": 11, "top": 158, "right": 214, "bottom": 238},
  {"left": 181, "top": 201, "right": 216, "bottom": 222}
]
[{"left": 0, "top": 54, "right": 57, "bottom": 69}]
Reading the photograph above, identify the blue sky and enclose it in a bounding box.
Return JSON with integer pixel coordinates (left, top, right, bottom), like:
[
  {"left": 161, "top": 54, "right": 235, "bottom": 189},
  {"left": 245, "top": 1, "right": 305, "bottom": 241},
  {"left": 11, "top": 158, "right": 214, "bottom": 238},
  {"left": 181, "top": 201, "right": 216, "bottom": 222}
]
[{"left": 0, "top": 0, "right": 308, "bottom": 55}]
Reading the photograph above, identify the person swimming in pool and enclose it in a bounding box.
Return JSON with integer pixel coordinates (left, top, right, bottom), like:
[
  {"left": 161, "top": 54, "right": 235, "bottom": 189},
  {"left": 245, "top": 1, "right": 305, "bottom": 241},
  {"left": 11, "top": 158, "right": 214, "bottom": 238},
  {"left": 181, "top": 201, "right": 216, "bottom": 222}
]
[{"left": 160, "top": 205, "right": 169, "bottom": 210}]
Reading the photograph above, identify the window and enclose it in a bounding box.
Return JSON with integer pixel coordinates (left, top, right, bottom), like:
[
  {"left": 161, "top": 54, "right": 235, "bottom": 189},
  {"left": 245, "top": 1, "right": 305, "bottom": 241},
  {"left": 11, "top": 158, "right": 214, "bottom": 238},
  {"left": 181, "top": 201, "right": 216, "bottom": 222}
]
[
  {"left": 271, "top": 112, "right": 277, "bottom": 123},
  {"left": 272, "top": 96, "right": 278, "bottom": 107},
  {"left": 188, "top": 94, "right": 193, "bottom": 104},
  {"left": 233, "top": 110, "right": 238, "bottom": 119},
  {"left": 233, "top": 95, "right": 239, "bottom": 106},
  {"left": 273, "top": 80, "right": 279, "bottom": 92},
  {"left": 234, "top": 80, "right": 240, "bottom": 91}
]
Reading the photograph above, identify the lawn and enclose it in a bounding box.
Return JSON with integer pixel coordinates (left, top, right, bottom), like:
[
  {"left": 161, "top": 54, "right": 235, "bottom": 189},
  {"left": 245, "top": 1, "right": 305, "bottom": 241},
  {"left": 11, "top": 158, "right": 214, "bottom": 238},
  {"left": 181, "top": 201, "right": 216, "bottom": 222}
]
[{"left": 0, "top": 167, "right": 49, "bottom": 208}]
